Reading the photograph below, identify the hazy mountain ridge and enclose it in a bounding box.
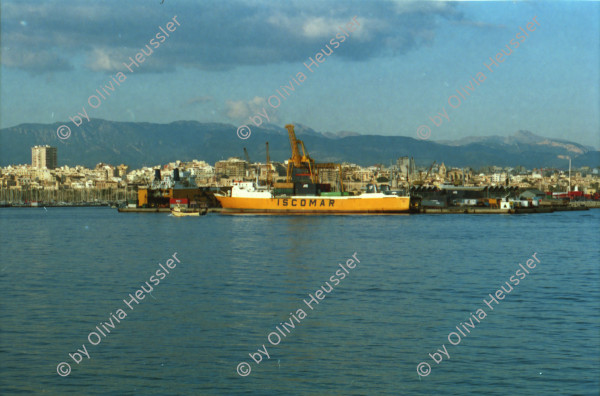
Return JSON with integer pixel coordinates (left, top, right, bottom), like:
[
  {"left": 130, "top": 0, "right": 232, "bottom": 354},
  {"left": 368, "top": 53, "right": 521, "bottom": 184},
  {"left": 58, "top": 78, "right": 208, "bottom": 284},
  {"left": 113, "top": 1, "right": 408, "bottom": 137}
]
[{"left": 1, "top": 120, "right": 597, "bottom": 169}]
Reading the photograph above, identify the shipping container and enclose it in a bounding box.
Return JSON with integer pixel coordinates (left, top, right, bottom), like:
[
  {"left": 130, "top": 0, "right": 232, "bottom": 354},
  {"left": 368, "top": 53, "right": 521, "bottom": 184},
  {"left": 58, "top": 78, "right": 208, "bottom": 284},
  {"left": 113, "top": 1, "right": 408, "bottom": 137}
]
[
  {"left": 317, "top": 183, "right": 331, "bottom": 193},
  {"left": 320, "top": 191, "right": 351, "bottom": 196},
  {"left": 170, "top": 198, "right": 189, "bottom": 208},
  {"left": 294, "top": 182, "right": 317, "bottom": 196},
  {"left": 274, "top": 182, "right": 294, "bottom": 189}
]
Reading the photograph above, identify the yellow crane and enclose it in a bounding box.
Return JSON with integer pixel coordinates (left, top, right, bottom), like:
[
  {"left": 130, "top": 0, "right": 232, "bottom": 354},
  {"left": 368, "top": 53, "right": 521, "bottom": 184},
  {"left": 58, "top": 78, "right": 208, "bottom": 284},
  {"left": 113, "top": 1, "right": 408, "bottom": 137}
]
[
  {"left": 284, "top": 124, "right": 344, "bottom": 191},
  {"left": 285, "top": 124, "right": 316, "bottom": 184}
]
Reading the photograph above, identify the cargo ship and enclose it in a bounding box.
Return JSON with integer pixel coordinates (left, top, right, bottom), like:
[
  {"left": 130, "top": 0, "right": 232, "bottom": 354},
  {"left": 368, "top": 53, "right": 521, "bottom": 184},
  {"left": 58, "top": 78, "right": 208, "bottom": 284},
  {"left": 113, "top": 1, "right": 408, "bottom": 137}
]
[
  {"left": 216, "top": 181, "right": 410, "bottom": 214},
  {"left": 215, "top": 124, "right": 410, "bottom": 214}
]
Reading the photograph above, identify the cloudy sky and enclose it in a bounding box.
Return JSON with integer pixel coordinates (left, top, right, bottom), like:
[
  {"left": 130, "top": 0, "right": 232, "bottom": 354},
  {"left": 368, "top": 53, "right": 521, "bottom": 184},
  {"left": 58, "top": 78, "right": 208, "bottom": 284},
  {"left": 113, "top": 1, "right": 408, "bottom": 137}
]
[{"left": 1, "top": 0, "right": 599, "bottom": 147}]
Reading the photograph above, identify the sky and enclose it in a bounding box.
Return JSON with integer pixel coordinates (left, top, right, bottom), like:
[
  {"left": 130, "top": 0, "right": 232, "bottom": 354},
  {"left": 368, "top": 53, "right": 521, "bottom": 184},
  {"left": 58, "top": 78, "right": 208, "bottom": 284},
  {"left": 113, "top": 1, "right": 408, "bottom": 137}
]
[{"left": 1, "top": 0, "right": 599, "bottom": 148}]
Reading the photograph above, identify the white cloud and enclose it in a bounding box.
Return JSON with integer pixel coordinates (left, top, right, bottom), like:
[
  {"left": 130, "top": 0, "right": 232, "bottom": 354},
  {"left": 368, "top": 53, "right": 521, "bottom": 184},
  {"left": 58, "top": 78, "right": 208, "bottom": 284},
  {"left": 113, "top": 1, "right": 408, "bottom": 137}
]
[
  {"left": 86, "top": 48, "right": 124, "bottom": 72},
  {"left": 225, "top": 96, "right": 279, "bottom": 123},
  {"left": 225, "top": 96, "right": 267, "bottom": 119}
]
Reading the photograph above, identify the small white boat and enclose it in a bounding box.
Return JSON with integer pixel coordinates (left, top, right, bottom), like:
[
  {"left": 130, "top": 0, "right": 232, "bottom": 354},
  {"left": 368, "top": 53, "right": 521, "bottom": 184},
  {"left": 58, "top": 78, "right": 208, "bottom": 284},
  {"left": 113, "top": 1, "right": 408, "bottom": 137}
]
[{"left": 171, "top": 206, "right": 207, "bottom": 217}]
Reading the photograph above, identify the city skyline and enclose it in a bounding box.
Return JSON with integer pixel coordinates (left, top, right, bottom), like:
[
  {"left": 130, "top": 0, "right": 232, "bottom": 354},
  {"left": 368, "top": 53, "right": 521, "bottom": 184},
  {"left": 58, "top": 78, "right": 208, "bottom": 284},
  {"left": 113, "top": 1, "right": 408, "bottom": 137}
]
[{"left": 4, "top": 143, "right": 598, "bottom": 208}]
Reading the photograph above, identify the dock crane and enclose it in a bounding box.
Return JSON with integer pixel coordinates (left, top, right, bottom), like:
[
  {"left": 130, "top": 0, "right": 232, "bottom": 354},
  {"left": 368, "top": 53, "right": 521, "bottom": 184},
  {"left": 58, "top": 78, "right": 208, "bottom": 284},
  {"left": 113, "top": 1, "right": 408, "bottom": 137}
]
[
  {"left": 424, "top": 161, "right": 436, "bottom": 184},
  {"left": 285, "top": 124, "right": 316, "bottom": 184},
  {"left": 266, "top": 142, "right": 272, "bottom": 186},
  {"left": 243, "top": 147, "right": 251, "bottom": 164},
  {"left": 413, "top": 161, "right": 436, "bottom": 186},
  {"left": 284, "top": 124, "right": 344, "bottom": 191}
]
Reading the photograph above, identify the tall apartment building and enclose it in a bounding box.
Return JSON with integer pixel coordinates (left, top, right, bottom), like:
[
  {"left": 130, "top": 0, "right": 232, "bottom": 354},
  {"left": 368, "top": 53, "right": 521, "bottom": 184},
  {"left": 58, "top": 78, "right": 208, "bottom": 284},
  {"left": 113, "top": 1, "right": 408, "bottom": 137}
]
[{"left": 31, "top": 145, "right": 57, "bottom": 169}]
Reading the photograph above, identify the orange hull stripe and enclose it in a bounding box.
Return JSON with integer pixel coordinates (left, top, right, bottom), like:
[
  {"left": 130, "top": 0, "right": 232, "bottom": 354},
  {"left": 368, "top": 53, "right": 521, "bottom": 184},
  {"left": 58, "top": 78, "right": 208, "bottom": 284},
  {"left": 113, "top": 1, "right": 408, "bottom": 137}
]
[{"left": 216, "top": 196, "right": 410, "bottom": 213}]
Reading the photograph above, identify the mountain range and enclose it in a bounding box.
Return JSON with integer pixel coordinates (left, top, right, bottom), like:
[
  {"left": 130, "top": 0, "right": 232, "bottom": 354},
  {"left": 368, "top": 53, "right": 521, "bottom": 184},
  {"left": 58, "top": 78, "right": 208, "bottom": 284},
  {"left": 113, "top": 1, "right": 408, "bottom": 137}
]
[{"left": 0, "top": 120, "right": 598, "bottom": 170}]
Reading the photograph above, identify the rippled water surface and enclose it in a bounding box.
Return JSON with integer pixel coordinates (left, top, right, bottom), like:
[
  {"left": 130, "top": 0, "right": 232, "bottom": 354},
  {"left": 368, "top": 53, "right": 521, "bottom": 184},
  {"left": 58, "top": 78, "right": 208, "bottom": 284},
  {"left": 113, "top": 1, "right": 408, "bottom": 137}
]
[{"left": 1, "top": 208, "right": 599, "bottom": 395}]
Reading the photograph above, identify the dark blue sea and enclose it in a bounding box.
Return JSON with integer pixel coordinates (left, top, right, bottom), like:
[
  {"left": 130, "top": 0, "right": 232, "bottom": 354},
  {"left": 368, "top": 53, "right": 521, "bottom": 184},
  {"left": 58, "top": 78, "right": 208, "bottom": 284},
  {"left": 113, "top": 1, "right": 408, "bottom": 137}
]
[{"left": 0, "top": 207, "right": 599, "bottom": 395}]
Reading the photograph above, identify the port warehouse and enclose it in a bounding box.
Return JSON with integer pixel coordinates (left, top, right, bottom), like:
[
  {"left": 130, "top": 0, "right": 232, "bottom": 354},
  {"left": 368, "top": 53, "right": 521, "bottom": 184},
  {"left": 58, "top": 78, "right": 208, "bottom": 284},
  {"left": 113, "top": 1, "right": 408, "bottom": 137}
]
[
  {"left": 137, "top": 168, "right": 221, "bottom": 208},
  {"left": 414, "top": 186, "right": 540, "bottom": 208},
  {"left": 411, "top": 185, "right": 595, "bottom": 209}
]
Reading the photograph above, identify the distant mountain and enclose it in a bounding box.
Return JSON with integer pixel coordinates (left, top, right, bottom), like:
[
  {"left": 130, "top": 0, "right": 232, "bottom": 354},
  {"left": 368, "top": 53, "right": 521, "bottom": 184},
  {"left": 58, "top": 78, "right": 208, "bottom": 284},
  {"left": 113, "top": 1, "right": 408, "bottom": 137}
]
[
  {"left": 0, "top": 120, "right": 598, "bottom": 170},
  {"left": 320, "top": 130, "right": 362, "bottom": 139},
  {"left": 438, "top": 130, "right": 596, "bottom": 153}
]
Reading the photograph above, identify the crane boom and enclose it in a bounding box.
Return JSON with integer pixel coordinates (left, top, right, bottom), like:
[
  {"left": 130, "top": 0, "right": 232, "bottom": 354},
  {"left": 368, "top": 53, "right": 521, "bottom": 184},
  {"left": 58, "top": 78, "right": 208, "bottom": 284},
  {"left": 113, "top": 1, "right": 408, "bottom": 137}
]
[
  {"left": 266, "top": 141, "right": 272, "bottom": 186},
  {"left": 286, "top": 125, "right": 314, "bottom": 166},
  {"left": 285, "top": 124, "right": 316, "bottom": 183},
  {"left": 243, "top": 147, "right": 251, "bottom": 164},
  {"left": 285, "top": 124, "right": 302, "bottom": 166},
  {"left": 424, "top": 161, "right": 436, "bottom": 181}
]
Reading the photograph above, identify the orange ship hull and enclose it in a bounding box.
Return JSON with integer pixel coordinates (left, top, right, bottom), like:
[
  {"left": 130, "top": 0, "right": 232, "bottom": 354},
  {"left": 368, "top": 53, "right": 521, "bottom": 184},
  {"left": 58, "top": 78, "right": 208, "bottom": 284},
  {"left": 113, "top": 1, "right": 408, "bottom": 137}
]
[{"left": 216, "top": 195, "right": 410, "bottom": 214}]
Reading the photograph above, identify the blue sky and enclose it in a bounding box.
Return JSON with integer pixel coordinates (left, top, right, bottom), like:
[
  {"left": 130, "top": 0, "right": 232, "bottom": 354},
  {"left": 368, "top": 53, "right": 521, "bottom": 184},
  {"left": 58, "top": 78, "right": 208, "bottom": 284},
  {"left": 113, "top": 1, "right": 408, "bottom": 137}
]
[{"left": 1, "top": 0, "right": 599, "bottom": 147}]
